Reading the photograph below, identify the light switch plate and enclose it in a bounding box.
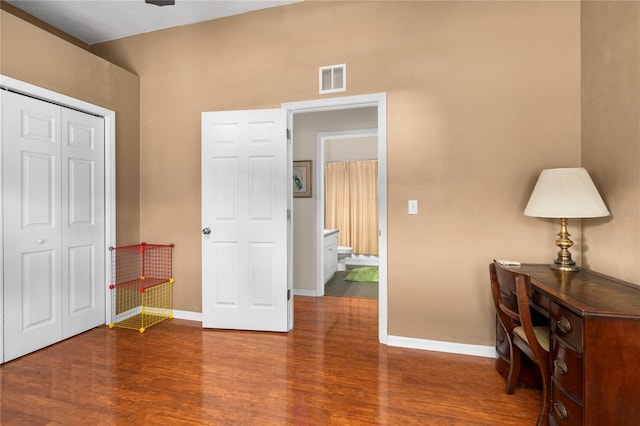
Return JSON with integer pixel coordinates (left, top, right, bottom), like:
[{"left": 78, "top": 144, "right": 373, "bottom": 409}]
[{"left": 408, "top": 200, "right": 418, "bottom": 215}]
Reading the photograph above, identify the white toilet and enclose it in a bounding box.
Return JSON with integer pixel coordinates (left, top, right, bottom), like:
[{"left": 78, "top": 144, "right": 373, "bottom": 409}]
[{"left": 337, "top": 246, "right": 353, "bottom": 271}]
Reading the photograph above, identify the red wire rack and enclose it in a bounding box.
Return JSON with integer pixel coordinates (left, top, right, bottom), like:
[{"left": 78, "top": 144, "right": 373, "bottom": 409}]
[{"left": 108, "top": 242, "right": 174, "bottom": 332}]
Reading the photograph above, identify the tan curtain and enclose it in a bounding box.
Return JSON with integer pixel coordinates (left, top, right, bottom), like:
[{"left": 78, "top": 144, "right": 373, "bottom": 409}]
[{"left": 324, "top": 160, "right": 378, "bottom": 255}]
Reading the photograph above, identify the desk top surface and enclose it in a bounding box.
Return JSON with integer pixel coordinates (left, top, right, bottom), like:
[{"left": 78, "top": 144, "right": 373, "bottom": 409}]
[{"left": 503, "top": 264, "right": 640, "bottom": 317}]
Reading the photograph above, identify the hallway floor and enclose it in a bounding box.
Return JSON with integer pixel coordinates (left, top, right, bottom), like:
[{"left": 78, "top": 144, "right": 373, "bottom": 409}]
[{"left": 325, "top": 266, "right": 378, "bottom": 299}]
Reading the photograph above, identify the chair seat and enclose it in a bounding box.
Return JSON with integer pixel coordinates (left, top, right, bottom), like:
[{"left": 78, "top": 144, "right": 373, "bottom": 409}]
[{"left": 513, "top": 325, "right": 550, "bottom": 352}]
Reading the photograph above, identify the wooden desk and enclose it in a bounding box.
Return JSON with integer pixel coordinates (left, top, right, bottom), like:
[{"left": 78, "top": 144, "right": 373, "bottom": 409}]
[{"left": 496, "top": 264, "right": 640, "bottom": 425}]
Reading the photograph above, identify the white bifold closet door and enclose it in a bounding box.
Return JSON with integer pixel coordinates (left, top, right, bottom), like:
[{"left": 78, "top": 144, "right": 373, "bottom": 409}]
[{"left": 2, "top": 90, "right": 105, "bottom": 362}]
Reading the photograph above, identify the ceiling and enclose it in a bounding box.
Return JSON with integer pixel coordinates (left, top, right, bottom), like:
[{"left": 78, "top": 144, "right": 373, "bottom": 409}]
[{"left": 5, "top": 0, "right": 300, "bottom": 45}]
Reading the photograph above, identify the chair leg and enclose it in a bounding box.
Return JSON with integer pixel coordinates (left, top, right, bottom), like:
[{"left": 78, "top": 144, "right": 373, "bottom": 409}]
[
  {"left": 536, "top": 363, "right": 551, "bottom": 426},
  {"left": 505, "top": 340, "right": 521, "bottom": 394}
]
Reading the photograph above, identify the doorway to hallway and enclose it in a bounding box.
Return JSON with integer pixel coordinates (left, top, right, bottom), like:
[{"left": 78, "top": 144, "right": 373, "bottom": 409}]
[{"left": 284, "top": 93, "right": 387, "bottom": 343}]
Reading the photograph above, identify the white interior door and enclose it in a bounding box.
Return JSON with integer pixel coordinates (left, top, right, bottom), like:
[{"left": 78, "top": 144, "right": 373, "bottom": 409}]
[
  {"left": 3, "top": 91, "right": 63, "bottom": 361},
  {"left": 60, "top": 107, "right": 105, "bottom": 338},
  {"left": 201, "top": 108, "right": 289, "bottom": 332},
  {"left": 2, "top": 90, "right": 105, "bottom": 362}
]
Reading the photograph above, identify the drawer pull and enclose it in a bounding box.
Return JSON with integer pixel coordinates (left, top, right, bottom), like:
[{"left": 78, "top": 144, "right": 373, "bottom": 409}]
[
  {"left": 554, "top": 359, "right": 568, "bottom": 375},
  {"left": 554, "top": 401, "right": 568, "bottom": 420},
  {"left": 557, "top": 316, "right": 572, "bottom": 334}
]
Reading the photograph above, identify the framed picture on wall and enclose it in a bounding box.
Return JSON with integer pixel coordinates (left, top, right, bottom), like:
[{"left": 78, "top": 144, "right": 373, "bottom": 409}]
[{"left": 293, "top": 160, "right": 312, "bottom": 198}]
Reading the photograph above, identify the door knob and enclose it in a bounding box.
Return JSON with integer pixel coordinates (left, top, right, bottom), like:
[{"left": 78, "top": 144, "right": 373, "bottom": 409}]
[
  {"left": 36, "top": 238, "right": 45, "bottom": 244},
  {"left": 202, "top": 227, "right": 211, "bottom": 235}
]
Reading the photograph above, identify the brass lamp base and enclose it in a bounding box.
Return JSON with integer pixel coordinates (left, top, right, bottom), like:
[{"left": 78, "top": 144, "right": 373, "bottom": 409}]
[{"left": 550, "top": 218, "right": 581, "bottom": 272}]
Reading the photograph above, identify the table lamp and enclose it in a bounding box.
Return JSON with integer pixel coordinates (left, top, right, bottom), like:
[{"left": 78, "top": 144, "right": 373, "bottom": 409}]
[{"left": 524, "top": 168, "right": 609, "bottom": 272}]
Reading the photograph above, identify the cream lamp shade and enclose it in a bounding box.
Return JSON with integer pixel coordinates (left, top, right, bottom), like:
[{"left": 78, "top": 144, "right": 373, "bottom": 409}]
[
  {"left": 524, "top": 168, "right": 609, "bottom": 219},
  {"left": 524, "top": 168, "right": 609, "bottom": 271}
]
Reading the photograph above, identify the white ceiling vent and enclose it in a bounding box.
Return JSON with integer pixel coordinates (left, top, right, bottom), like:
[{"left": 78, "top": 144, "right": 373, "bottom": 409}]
[{"left": 319, "top": 64, "right": 346, "bottom": 94}]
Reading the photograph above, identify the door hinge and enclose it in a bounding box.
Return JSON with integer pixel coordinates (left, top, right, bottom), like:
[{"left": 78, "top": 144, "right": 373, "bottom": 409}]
[
  {"left": 287, "top": 289, "right": 291, "bottom": 301},
  {"left": 287, "top": 209, "right": 291, "bottom": 220},
  {"left": 286, "top": 128, "right": 291, "bottom": 141}
]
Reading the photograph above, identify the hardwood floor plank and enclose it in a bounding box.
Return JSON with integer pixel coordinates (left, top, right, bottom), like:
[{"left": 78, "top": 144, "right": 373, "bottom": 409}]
[{"left": 1, "top": 296, "right": 540, "bottom": 424}]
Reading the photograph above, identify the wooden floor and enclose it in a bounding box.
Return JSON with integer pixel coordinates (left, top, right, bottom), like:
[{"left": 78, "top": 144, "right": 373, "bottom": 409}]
[{"left": 1, "top": 296, "right": 541, "bottom": 425}]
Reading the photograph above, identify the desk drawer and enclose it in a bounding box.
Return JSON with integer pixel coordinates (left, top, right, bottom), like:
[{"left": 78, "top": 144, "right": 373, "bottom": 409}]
[
  {"left": 551, "top": 303, "right": 583, "bottom": 352},
  {"left": 532, "top": 289, "right": 551, "bottom": 316},
  {"left": 551, "top": 384, "right": 584, "bottom": 426},
  {"left": 552, "top": 340, "right": 583, "bottom": 403}
]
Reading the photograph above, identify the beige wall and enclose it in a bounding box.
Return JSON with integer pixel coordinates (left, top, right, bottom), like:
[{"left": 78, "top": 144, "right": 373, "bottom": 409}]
[
  {"left": 6, "top": 0, "right": 638, "bottom": 350},
  {"left": 0, "top": 9, "right": 141, "bottom": 246},
  {"left": 581, "top": 1, "right": 640, "bottom": 283},
  {"left": 325, "top": 136, "right": 377, "bottom": 162},
  {"left": 89, "top": 1, "right": 582, "bottom": 346}
]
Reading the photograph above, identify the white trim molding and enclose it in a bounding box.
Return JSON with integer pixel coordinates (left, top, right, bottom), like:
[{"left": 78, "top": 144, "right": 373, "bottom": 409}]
[
  {"left": 387, "top": 335, "right": 496, "bottom": 358},
  {"left": 293, "top": 289, "right": 318, "bottom": 297},
  {"left": 173, "top": 310, "right": 202, "bottom": 322}
]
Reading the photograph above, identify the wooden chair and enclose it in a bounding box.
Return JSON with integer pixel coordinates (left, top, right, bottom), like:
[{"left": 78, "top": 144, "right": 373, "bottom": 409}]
[{"left": 490, "top": 261, "right": 550, "bottom": 426}]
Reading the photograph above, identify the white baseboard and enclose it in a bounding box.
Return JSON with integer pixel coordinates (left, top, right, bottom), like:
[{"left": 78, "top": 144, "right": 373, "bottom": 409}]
[
  {"left": 173, "top": 309, "right": 202, "bottom": 322},
  {"left": 387, "top": 335, "right": 496, "bottom": 358},
  {"left": 293, "top": 289, "right": 318, "bottom": 297},
  {"left": 169, "top": 311, "right": 495, "bottom": 359}
]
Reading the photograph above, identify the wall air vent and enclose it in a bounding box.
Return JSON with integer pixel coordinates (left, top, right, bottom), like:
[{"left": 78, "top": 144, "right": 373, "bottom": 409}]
[{"left": 319, "top": 64, "right": 346, "bottom": 94}]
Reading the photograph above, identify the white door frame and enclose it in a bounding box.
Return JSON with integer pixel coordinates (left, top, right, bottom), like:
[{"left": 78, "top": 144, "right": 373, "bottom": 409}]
[
  {"left": 316, "top": 128, "right": 378, "bottom": 297},
  {"left": 0, "top": 75, "right": 116, "bottom": 362},
  {"left": 282, "top": 93, "right": 388, "bottom": 344}
]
